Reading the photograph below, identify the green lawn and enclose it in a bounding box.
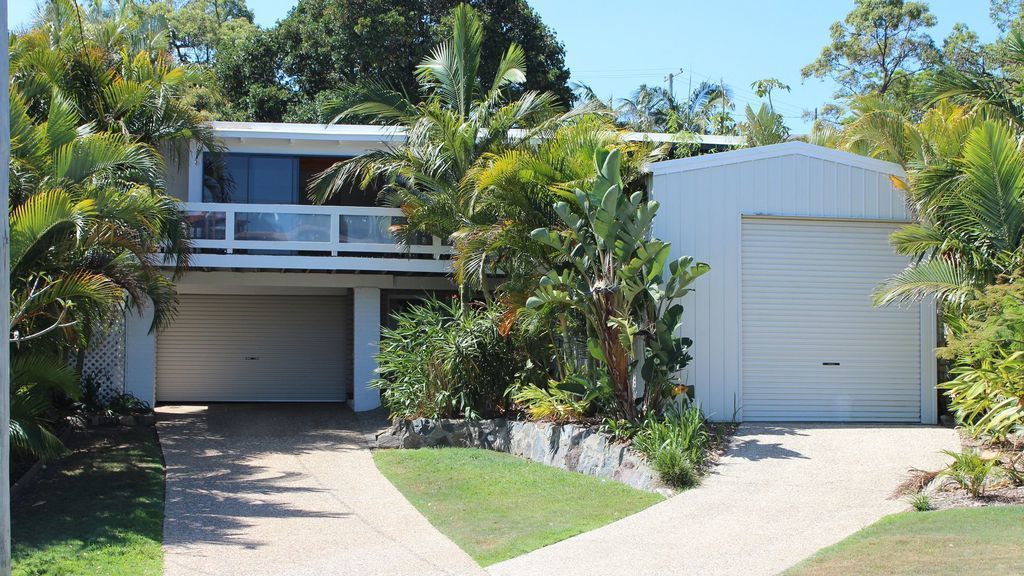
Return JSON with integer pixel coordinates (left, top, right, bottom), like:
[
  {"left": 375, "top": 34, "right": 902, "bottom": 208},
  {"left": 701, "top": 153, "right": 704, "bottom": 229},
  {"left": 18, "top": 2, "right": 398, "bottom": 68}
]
[
  {"left": 11, "top": 427, "right": 165, "bottom": 576},
  {"left": 783, "top": 506, "right": 1024, "bottom": 576},
  {"left": 373, "top": 447, "right": 663, "bottom": 566}
]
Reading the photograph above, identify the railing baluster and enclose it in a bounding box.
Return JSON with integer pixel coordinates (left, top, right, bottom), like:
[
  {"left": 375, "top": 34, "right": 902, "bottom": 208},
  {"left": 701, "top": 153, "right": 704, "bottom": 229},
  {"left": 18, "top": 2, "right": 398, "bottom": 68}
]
[
  {"left": 224, "top": 209, "right": 235, "bottom": 254},
  {"left": 330, "top": 213, "right": 340, "bottom": 256}
]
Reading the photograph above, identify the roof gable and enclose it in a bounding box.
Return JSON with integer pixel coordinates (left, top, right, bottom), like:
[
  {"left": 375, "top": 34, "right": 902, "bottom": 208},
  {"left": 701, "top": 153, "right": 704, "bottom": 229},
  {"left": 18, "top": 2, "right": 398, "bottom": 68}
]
[{"left": 647, "top": 141, "right": 905, "bottom": 177}]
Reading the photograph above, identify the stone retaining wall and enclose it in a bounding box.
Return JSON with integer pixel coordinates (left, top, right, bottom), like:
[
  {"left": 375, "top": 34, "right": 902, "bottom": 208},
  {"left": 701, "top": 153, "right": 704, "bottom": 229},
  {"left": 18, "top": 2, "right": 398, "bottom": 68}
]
[{"left": 376, "top": 418, "right": 668, "bottom": 494}]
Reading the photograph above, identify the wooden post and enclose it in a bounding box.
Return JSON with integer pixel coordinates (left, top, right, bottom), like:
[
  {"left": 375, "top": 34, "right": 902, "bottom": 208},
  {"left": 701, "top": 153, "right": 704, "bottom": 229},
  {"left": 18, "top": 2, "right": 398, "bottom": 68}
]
[{"left": 1, "top": 0, "right": 13, "bottom": 573}]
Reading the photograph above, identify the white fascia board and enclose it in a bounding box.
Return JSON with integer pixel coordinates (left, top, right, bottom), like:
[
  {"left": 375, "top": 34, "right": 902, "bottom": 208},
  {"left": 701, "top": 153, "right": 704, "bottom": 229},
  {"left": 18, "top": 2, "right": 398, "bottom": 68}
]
[
  {"left": 209, "top": 121, "right": 742, "bottom": 148},
  {"left": 210, "top": 121, "right": 406, "bottom": 143},
  {"left": 646, "top": 141, "right": 906, "bottom": 177}
]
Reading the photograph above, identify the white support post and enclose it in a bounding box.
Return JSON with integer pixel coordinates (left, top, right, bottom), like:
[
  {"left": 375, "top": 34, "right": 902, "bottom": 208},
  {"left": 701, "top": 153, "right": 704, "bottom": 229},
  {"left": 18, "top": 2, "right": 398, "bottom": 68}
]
[
  {"left": 351, "top": 287, "right": 381, "bottom": 412},
  {"left": 124, "top": 304, "right": 157, "bottom": 408}
]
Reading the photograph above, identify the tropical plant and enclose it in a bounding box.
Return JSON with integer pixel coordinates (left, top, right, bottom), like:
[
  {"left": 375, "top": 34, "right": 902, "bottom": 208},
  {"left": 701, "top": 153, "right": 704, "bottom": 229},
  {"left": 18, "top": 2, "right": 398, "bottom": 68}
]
[
  {"left": 527, "top": 148, "right": 709, "bottom": 420},
  {"left": 940, "top": 448, "right": 1002, "bottom": 497},
  {"left": 373, "top": 296, "right": 545, "bottom": 420},
  {"left": 9, "top": 354, "right": 80, "bottom": 457},
  {"left": 873, "top": 121, "right": 1024, "bottom": 308},
  {"left": 455, "top": 114, "right": 665, "bottom": 295},
  {"left": 741, "top": 103, "right": 790, "bottom": 147},
  {"left": 309, "top": 2, "right": 564, "bottom": 272},
  {"left": 7, "top": 0, "right": 216, "bottom": 457},
  {"left": 938, "top": 281, "right": 1024, "bottom": 443},
  {"left": 631, "top": 402, "right": 709, "bottom": 488},
  {"left": 909, "top": 491, "right": 932, "bottom": 511},
  {"left": 925, "top": 30, "right": 1024, "bottom": 131},
  {"left": 750, "top": 78, "right": 790, "bottom": 112},
  {"left": 13, "top": 0, "right": 220, "bottom": 164},
  {"left": 512, "top": 374, "right": 605, "bottom": 423},
  {"left": 615, "top": 82, "right": 733, "bottom": 136},
  {"left": 9, "top": 90, "right": 189, "bottom": 333}
]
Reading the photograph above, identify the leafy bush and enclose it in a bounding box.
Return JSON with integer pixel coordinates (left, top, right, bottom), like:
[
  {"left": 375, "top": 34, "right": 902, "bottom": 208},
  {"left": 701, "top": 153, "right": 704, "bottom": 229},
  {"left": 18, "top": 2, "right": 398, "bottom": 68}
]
[
  {"left": 527, "top": 149, "right": 708, "bottom": 420},
  {"left": 651, "top": 447, "right": 699, "bottom": 488},
  {"left": 940, "top": 281, "right": 1024, "bottom": 442},
  {"left": 374, "top": 297, "right": 542, "bottom": 420},
  {"left": 631, "top": 402, "right": 710, "bottom": 488},
  {"left": 512, "top": 373, "right": 611, "bottom": 423},
  {"left": 940, "top": 449, "right": 1002, "bottom": 497}
]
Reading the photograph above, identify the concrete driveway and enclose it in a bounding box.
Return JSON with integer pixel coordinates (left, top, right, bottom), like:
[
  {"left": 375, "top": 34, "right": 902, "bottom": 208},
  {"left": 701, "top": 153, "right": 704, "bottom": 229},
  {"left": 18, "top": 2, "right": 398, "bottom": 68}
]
[
  {"left": 488, "top": 423, "right": 958, "bottom": 576},
  {"left": 157, "top": 404, "right": 484, "bottom": 576}
]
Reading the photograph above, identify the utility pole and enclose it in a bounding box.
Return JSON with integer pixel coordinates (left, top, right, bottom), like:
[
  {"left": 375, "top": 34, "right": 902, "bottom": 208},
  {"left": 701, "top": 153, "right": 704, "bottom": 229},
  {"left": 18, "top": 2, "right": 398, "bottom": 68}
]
[
  {"left": 663, "top": 67, "right": 684, "bottom": 101},
  {"left": 720, "top": 76, "right": 726, "bottom": 134},
  {"left": 1, "top": 0, "right": 11, "bottom": 573}
]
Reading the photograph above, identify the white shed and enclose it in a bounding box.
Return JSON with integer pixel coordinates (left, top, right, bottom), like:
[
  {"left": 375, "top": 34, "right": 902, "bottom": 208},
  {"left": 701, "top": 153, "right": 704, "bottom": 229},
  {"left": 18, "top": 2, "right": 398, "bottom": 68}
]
[{"left": 649, "top": 142, "right": 937, "bottom": 424}]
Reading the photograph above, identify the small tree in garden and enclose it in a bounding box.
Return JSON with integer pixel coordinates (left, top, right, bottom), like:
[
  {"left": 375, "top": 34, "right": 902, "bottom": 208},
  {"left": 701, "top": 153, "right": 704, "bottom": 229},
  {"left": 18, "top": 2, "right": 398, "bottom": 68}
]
[
  {"left": 939, "top": 280, "right": 1024, "bottom": 447},
  {"left": 527, "top": 149, "right": 708, "bottom": 421}
]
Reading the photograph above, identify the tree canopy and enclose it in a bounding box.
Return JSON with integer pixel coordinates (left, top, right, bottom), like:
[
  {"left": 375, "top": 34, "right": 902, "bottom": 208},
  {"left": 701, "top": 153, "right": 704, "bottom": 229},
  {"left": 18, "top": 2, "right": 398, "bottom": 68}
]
[
  {"left": 201, "top": 0, "right": 572, "bottom": 122},
  {"left": 801, "top": 0, "right": 939, "bottom": 99}
]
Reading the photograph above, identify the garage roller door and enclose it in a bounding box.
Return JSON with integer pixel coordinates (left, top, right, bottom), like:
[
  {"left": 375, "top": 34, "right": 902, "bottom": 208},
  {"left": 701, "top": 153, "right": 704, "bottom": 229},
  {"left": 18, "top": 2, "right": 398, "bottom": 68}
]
[
  {"left": 741, "top": 218, "right": 921, "bottom": 421},
  {"left": 157, "top": 294, "right": 347, "bottom": 402}
]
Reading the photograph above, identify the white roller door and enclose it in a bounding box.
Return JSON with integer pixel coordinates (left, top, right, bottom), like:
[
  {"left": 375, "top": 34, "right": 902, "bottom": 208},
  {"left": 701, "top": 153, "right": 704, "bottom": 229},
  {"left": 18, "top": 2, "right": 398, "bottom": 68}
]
[
  {"left": 157, "top": 294, "right": 347, "bottom": 402},
  {"left": 741, "top": 218, "right": 921, "bottom": 422}
]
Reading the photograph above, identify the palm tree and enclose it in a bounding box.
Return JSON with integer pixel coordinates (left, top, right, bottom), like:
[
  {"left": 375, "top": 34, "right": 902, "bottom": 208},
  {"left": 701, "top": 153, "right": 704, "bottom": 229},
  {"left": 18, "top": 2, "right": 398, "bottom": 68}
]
[
  {"left": 10, "top": 90, "right": 190, "bottom": 331},
  {"left": 924, "top": 30, "right": 1024, "bottom": 131},
  {"left": 455, "top": 114, "right": 666, "bottom": 294},
  {"left": 617, "top": 85, "right": 671, "bottom": 132},
  {"left": 615, "top": 81, "right": 733, "bottom": 136},
  {"left": 6, "top": 2, "right": 214, "bottom": 456},
  {"left": 309, "top": 3, "right": 565, "bottom": 289},
  {"left": 874, "top": 120, "right": 1024, "bottom": 308},
  {"left": 14, "top": 0, "right": 220, "bottom": 167},
  {"left": 741, "top": 103, "right": 789, "bottom": 147}
]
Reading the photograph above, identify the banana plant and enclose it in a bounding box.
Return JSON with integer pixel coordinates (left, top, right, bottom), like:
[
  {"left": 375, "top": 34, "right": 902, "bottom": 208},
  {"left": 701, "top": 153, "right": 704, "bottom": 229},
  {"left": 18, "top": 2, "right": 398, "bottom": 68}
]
[{"left": 526, "top": 148, "right": 708, "bottom": 420}]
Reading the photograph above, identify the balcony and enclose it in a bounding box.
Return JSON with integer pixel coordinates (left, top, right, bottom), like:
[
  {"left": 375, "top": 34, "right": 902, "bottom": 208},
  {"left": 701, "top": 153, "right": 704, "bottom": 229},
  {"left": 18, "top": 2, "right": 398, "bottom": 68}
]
[{"left": 180, "top": 202, "right": 451, "bottom": 273}]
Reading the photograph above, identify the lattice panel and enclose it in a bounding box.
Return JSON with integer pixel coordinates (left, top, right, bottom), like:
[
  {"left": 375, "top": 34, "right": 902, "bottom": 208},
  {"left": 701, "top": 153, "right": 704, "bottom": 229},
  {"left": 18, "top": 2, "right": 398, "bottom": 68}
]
[{"left": 81, "top": 312, "right": 127, "bottom": 404}]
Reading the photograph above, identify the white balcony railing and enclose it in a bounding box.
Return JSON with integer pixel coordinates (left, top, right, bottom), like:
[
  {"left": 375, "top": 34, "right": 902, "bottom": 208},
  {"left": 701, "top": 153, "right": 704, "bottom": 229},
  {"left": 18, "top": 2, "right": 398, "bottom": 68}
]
[{"left": 181, "top": 202, "right": 451, "bottom": 272}]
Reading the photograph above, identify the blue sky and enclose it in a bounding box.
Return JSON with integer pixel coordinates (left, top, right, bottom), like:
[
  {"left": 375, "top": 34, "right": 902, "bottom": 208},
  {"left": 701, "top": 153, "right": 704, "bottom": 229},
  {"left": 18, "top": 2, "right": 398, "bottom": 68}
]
[{"left": 9, "top": 1, "right": 999, "bottom": 132}]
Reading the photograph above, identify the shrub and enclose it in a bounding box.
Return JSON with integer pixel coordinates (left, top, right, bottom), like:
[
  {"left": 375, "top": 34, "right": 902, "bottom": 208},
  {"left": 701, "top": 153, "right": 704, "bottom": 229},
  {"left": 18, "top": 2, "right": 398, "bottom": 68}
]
[
  {"left": 631, "top": 402, "right": 710, "bottom": 488},
  {"left": 512, "top": 373, "right": 612, "bottom": 423},
  {"left": 374, "top": 297, "right": 542, "bottom": 420},
  {"left": 909, "top": 491, "right": 932, "bottom": 512},
  {"left": 940, "top": 449, "right": 1002, "bottom": 497},
  {"left": 651, "top": 448, "right": 699, "bottom": 488},
  {"left": 940, "top": 280, "right": 1024, "bottom": 442}
]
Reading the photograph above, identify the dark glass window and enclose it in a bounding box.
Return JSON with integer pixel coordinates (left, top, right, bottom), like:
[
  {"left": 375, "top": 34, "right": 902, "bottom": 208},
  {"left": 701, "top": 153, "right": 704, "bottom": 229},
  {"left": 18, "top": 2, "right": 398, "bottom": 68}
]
[
  {"left": 203, "top": 153, "right": 298, "bottom": 204},
  {"left": 203, "top": 153, "right": 379, "bottom": 206}
]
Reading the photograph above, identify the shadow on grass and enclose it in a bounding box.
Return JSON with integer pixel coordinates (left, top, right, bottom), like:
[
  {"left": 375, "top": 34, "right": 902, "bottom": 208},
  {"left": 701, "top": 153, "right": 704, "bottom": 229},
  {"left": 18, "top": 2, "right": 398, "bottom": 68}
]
[{"left": 11, "top": 427, "right": 165, "bottom": 575}]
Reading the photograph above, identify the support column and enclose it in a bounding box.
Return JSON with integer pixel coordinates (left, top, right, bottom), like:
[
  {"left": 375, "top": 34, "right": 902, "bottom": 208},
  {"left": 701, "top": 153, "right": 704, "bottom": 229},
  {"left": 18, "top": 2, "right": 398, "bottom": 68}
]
[
  {"left": 352, "top": 287, "right": 381, "bottom": 412},
  {"left": 124, "top": 303, "right": 157, "bottom": 407}
]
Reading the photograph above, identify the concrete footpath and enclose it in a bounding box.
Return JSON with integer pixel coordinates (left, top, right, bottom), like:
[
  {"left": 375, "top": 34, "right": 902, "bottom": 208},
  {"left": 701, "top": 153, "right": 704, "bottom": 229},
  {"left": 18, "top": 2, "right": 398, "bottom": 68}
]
[{"left": 488, "top": 423, "right": 958, "bottom": 576}]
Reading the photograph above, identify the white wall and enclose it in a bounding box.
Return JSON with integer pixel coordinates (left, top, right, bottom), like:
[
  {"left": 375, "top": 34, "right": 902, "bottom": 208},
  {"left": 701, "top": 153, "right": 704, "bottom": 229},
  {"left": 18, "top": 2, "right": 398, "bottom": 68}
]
[
  {"left": 124, "top": 303, "right": 156, "bottom": 406},
  {"left": 650, "top": 144, "right": 937, "bottom": 423}
]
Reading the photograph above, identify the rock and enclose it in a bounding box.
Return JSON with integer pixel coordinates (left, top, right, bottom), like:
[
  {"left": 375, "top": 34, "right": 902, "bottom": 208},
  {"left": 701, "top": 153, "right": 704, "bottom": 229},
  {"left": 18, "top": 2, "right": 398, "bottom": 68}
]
[{"left": 373, "top": 416, "right": 665, "bottom": 494}]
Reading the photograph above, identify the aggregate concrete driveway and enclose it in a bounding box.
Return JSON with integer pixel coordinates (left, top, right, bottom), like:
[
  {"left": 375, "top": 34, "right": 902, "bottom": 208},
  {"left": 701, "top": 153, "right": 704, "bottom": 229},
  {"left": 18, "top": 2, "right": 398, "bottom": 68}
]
[
  {"left": 488, "top": 423, "right": 958, "bottom": 576},
  {"left": 158, "top": 405, "right": 957, "bottom": 576},
  {"left": 157, "top": 404, "right": 485, "bottom": 576}
]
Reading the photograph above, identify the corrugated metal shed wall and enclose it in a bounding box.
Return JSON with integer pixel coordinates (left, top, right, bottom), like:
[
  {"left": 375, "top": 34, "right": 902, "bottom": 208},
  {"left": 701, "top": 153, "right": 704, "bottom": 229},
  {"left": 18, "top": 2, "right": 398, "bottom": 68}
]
[{"left": 650, "top": 148, "right": 936, "bottom": 422}]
